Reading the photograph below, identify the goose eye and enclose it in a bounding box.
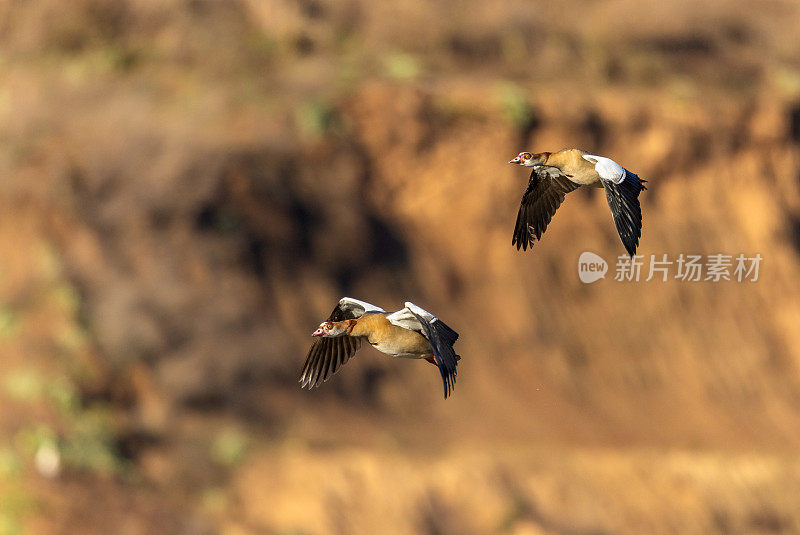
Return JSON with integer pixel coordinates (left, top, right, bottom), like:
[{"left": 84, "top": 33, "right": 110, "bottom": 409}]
[{"left": 523, "top": 153, "right": 531, "bottom": 160}]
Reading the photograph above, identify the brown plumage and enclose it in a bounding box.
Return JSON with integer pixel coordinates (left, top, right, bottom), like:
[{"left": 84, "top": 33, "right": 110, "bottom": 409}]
[
  {"left": 349, "top": 314, "right": 434, "bottom": 356},
  {"left": 509, "top": 148, "right": 647, "bottom": 256},
  {"left": 300, "top": 298, "right": 461, "bottom": 398}
]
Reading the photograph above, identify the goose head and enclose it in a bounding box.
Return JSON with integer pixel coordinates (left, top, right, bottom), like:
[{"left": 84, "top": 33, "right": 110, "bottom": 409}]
[
  {"left": 312, "top": 321, "right": 350, "bottom": 337},
  {"left": 508, "top": 151, "right": 550, "bottom": 167}
]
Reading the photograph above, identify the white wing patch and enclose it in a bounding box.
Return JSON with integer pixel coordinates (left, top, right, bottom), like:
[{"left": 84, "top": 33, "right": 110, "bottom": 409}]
[
  {"left": 583, "top": 154, "right": 626, "bottom": 184},
  {"left": 385, "top": 302, "right": 437, "bottom": 332},
  {"left": 338, "top": 297, "right": 386, "bottom": 317},
  {"left": 404, "top": 302, "right": 438, "bottom": 322},
  {"left": 385, "top": 307, "right": 422, "bottom": 332}
]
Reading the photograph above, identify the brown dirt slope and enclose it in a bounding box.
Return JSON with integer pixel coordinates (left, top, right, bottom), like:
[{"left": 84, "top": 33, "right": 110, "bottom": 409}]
[{"left": 1, "top": 0, "right": 800, "bottom": 533}]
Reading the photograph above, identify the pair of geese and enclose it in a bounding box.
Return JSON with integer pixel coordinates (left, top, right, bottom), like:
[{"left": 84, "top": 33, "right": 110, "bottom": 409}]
[{"left": 300, "top": 149, "right": 647, "bottom": 398}]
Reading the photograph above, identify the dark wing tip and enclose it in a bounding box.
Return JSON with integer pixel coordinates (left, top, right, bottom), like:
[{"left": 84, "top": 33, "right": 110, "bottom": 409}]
[
  {"left": 604, "top": 171, "right": 645, "bottom": 257},
  {"left": 431, "top": 353, "right": 457, "bottom": 399},
  {"left": 298, "top": 337, "right": 361, "bottom": 390},
  {"left": 512, "top": 233, "right": 530, "bottom": 251},
  {"left": 427, "top": 320, "right": 461, "bottom": 399},
  {"left": 511, "top": 167, "right": 579, "bottom": 253},
  {"left": 397, "top": 308, "right": 461, "bottom": 398},
  {"left": 512, "top": 212, "right": 528, "bottom": 251}
]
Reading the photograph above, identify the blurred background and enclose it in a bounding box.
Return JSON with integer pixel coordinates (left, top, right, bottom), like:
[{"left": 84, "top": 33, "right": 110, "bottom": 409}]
[{"left": 1, "top": 0, "right": 800, "bottom": 533}]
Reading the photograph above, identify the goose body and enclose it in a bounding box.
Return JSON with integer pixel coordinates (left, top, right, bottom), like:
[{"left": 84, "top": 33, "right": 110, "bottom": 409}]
[
  {"left": 508, "top": 148, "right": 647, "bottom": 256},
  {"left": 300, "top": 298, "right": 461, "bottom": 398},
  {"left": 543, "top": 148, "right": 603, "bottom": 185},
  {"left": 354, "top": 313, "right": 432, "bottom": 357}
]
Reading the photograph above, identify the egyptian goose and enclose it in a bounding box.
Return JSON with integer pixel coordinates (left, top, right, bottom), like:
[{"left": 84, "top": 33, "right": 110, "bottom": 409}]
[
  {"left": 508, "top": 149, "right": 647, "bottom": 256},
  {"left": 300, "top": 298, "right": 461, "bottom": 398}
]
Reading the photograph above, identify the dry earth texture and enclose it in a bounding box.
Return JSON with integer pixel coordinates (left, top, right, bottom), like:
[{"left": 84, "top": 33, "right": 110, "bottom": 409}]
[{"left": 1, "top": 0, "right": 800, "bottom": 533}]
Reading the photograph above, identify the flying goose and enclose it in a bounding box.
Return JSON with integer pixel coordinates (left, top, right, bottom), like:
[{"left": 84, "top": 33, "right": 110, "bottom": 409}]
[
  {"left": 300, "top": 298, "right": 461, "bottom": 398},
  {"left": 508, "top": 149, "right": 647, "bottom": 256}
]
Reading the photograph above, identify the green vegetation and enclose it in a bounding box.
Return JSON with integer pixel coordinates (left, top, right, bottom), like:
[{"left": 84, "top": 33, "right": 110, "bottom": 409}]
[
  {"left": 295, "top": 98, "right": 339, "bottom": 138},
  {"left": 0, "top": 485, "right": 34, "bottom": 535},
  {"left": 60, "top": 407, "right": 124, "bottom": 476},
  {"left": 383, "top": 53, "right": 422, "bottom": 81},
  {"left": 2, "top": 368, "right": 44, "bottom": 403},
  {"left": 2, "top": 247, "right": 125, "bottom": 479},
  {"left": 210, "top": 427, "right": 249, "bottom": 468},
  {"left": 0, "top": 309, "right": 18, "bottom": 340},
  {"left": 494, "top": 82, "right": 534, "bottom": 130},
  {"left": 771, "top": 66, "right": 800, "bottom": 97}
]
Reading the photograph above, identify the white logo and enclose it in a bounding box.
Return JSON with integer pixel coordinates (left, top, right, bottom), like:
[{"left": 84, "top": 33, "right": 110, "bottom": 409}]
[{"left": 578, "top": 251, "right": 608, "bottom": 283}]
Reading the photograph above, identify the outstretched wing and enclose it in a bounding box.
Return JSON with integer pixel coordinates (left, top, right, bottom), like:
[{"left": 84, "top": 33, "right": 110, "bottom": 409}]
[
  {"left": 582, "top": 154, "right": 647, "bottom": 256},
  {"left": 299, "top": 335, "right": 363, "bottom": 389},
  {"left": 513, "top": 166, "right": 581, "bottom": 251},
  {"left": 299, "top": 298, "right": 385, "bottom": 389},
  {"left": 334, "top": 297, "right": 386, "bottom": 318},
  {"left": 601, "top": 169, "right": 647, "bottom": 257},
  {"left": 387, "top": 302, "right": 460, "bottom": 399}
]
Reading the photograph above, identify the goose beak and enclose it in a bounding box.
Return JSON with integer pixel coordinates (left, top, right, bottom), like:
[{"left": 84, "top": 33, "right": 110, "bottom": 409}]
[
  {"left": 508, "top": 156, "right": 521, "bottom": 164},
  {"left": 312, "top": 326, "right": 325, "bottom": 337}
]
